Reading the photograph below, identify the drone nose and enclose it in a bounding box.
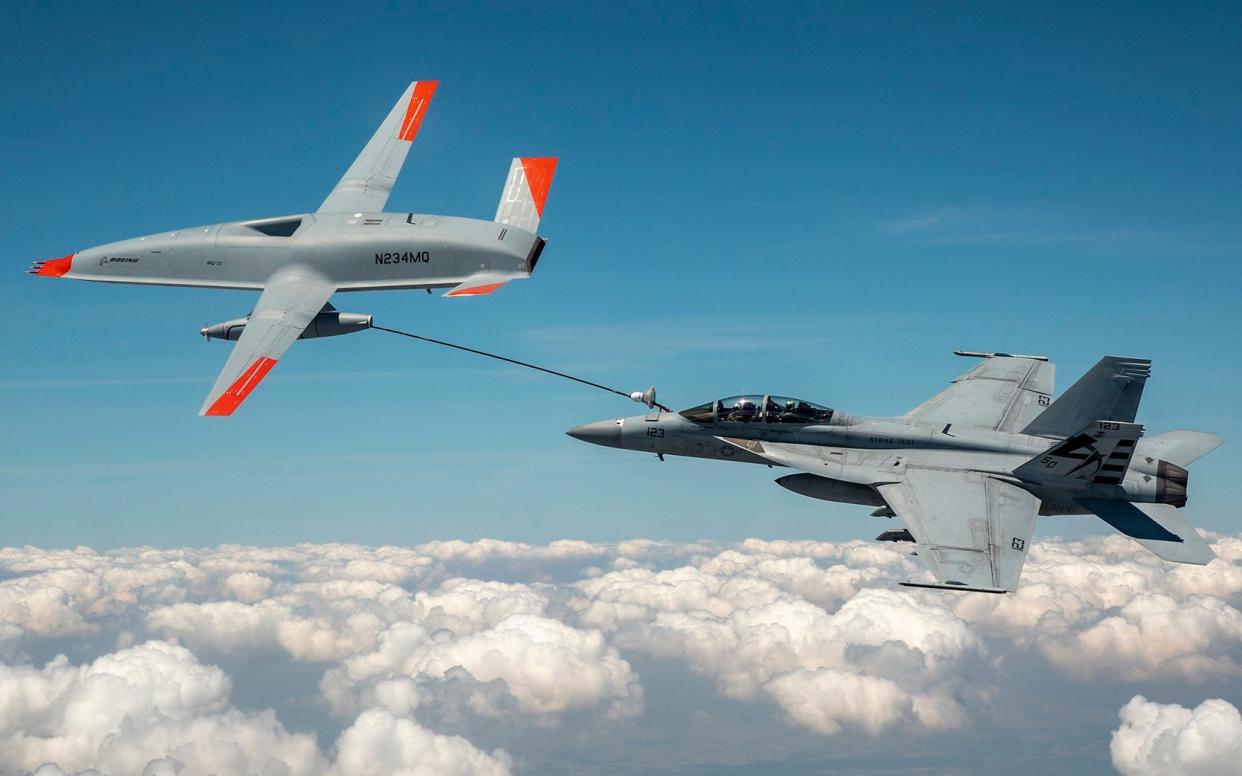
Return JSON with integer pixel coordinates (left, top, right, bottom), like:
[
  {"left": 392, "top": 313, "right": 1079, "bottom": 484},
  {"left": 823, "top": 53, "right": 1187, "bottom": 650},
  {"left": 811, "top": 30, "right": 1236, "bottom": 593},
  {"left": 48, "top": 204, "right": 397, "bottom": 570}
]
[
  {"left": 566, "top": 420, "right": 623, "bottom": 449},
  {"left": 29, "top": 253, "right": 75, "bottom": 277}
]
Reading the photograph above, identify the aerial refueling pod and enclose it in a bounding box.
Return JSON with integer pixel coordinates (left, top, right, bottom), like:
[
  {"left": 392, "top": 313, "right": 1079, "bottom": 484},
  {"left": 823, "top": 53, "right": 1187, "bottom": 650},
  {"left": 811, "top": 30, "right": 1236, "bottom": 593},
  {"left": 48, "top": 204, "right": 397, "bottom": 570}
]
[
  {"left": 775, "top": 473, "right": 886, "bottom": 507},
  {"left": 201, "top": 305, "right": 372, "bottom": 342}
]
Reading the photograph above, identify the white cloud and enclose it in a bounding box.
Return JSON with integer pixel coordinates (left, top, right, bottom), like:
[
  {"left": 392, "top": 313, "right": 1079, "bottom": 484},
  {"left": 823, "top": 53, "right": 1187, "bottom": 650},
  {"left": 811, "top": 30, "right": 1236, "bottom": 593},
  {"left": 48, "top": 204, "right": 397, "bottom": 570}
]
[
  {"left": 938, "top": 535, "right": 1242, "bottom": 681},
  {"left": 571, "top": 560, "right": 980, "bottom": 735},
  {"left": 1, "top": 533, "right": 1241, "bottom": 771},
  {"left": 0, "top": 642, "right": 513, "bottom": 776},
  {"left": 765, "top": 667, "right": 937, "bottom": 735},
  {"left": 323, "top": 580, "right": 642, "bottom": 721},
  {"left": 0, "top": 641, "right": 325, "bottom": 776},
  {"left": 222, "top": 571, "right": 273, "bottom": 603},
  {"left": 332, "top": 709, "right": 512, "bottom": 776},
  {"left": 1111, "top": 695, "right": 1242, "bottom": 775}
]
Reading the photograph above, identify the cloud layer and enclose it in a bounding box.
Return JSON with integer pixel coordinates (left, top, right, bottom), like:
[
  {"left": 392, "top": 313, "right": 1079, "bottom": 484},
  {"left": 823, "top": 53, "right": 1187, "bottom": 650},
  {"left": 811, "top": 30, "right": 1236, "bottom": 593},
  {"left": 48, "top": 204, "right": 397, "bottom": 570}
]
[
  {"left": 1111, "top": 695, "right": 1242, "bottom": 775},
  {"left": 0, "top": 532, "right": 1239, "bottom": 774}
]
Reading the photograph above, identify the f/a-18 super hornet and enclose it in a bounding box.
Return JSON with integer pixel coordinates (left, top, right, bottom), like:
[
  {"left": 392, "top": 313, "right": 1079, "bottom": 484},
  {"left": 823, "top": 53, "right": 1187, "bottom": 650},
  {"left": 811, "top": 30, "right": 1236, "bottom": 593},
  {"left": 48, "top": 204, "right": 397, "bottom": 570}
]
[
  {"left": 568, "top": 353, "right": 1221, "bottom": 593},
  {"left": 30, "top": 80, "right": 558, "bottom": 416}
]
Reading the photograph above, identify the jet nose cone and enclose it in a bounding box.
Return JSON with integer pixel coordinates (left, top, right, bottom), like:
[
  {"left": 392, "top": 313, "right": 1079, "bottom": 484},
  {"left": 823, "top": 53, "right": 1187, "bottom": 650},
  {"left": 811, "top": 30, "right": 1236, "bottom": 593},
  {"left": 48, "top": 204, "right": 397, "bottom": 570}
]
[{"left": 566, "top": 419, "right": 623, "bottom": 448}]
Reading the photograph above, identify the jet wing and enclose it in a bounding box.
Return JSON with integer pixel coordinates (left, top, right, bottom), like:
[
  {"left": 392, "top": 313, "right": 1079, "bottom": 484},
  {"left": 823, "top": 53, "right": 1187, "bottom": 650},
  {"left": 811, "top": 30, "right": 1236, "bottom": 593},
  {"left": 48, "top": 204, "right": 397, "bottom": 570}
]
[
  {"left": 318, "top": 80, "right": 438, "bottom": 214},
  {"left": 200, "top": 268, "right": 335, "bottom": 416},
  {"left": 876, "top": 468, "right": 1041, "bottom": 593},
  {"left": 905, "top": 353, "right": 1055, "bottom": 433}
]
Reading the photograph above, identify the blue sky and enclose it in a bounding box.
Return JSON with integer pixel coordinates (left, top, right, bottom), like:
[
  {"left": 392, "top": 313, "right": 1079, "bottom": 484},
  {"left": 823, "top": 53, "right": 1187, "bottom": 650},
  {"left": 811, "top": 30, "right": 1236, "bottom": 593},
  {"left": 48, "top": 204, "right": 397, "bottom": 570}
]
[{"left": 3, "top": 1, "right": 1240, "bottom": 548}]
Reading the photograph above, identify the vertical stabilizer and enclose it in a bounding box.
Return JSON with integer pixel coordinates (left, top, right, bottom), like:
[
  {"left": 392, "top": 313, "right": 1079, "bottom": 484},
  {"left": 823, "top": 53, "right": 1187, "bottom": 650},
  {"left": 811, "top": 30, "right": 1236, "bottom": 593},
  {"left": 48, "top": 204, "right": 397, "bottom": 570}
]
[
  {"left": 1022, "top": 356, "right": 1150, "bottom": 437},
  {"left": 495, "top": 157, "right": 558, "bottom": 234}
]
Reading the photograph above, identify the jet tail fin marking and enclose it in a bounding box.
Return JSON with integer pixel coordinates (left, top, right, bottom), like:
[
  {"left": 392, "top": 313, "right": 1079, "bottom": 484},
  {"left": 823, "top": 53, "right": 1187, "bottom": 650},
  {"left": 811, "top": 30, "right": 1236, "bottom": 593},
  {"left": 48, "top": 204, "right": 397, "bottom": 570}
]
[
  {"left": 494, "top": 157, "right": 558, "bottom": 234},
  {"left": 1015, "top": 420, "right": 1144, "bottom": 486}
]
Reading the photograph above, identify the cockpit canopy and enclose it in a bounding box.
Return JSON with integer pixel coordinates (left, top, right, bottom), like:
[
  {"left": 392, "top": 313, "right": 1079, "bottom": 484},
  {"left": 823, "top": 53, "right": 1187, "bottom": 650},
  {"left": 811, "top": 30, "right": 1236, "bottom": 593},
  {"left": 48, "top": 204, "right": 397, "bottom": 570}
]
[{"left": 679, "top": 395, "right": 835, "bottom": 425}]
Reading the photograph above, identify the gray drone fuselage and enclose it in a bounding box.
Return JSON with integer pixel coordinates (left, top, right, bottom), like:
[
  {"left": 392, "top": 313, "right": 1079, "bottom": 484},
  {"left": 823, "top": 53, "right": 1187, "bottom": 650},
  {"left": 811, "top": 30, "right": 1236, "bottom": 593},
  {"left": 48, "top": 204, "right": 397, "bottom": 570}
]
[{"left": 68, "top": 211, "right": 541, "bottom": 292}]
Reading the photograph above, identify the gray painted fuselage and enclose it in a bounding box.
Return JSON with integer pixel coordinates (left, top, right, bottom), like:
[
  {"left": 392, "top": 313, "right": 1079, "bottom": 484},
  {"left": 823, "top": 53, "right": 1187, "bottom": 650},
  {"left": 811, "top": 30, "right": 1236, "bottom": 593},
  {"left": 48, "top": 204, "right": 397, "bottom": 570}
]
[
  {"left": 66, "top": 211, "right": 540, "bottom": 292},
  {"left": 570, "top": 410, "right": 1168, "bottom": 516}
]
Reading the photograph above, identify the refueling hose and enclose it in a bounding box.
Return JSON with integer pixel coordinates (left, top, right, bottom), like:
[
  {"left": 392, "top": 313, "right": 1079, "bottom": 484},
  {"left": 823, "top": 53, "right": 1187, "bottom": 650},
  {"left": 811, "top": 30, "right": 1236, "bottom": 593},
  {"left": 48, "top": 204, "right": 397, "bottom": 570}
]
[{"left": 372, "top": 324, "right": 671, "bottom": 412}]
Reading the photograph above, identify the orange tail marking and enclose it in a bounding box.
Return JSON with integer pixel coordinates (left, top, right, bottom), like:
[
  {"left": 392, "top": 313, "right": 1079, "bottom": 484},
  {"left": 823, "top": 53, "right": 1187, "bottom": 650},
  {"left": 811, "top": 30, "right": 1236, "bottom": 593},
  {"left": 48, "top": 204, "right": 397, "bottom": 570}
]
[{"left": 519, "top": 157, "right": 558, "bottom": 218}]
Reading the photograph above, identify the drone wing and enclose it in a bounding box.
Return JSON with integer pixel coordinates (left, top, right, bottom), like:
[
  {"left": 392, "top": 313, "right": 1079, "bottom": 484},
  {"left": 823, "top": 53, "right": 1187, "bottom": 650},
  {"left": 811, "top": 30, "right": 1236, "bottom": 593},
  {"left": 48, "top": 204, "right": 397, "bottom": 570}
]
[
  {"left": 200, "top": 268, "right": 335, "bottom": 416},
  {"left": 318, "top": 80, "right": 438, "bottom": 214}
]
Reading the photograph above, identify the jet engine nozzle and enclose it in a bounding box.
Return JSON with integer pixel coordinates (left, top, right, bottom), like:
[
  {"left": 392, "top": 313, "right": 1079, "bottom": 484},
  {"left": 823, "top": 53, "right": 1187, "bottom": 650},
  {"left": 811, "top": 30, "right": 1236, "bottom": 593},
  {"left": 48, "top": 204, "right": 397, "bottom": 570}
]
[
  {"left": 1120, "top": 460, "right": 1191, "bottom": 507},
  {"left": 200, "top": 310, "right": 373, "bottom": 342},
  {"left": 1156, "top": 461, "right": 1189, "bottom": 507}
]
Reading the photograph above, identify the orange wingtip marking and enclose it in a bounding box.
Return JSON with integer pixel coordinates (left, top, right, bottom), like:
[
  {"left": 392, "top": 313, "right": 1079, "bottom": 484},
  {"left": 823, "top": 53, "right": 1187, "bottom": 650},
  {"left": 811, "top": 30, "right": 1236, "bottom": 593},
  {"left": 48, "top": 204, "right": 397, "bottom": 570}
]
[
  {"left": 446, "top": 281, "right": 507, "bottom": 297},
  {"left": 519, "top": 157, "right": 558, "bottom": 218},
  {"left": 203, "top": 357, "right": 278, "bottom": 416},
  {"left": 398, "top": 80, "right": 439, "bottom": 142},
  {"left": 30, "top": 254, "right": 74, "bottom": 277}
]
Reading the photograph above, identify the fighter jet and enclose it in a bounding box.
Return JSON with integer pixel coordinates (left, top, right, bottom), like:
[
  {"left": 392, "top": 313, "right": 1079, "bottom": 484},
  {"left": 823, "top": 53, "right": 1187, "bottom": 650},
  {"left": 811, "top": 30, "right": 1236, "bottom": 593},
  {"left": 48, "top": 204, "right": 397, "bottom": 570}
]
[
  {"left": 568, "top": 352, "right": 1221, "bottom": 593},
  {"left": 29, "top": 81, "right": 558, "bottom": 416}
]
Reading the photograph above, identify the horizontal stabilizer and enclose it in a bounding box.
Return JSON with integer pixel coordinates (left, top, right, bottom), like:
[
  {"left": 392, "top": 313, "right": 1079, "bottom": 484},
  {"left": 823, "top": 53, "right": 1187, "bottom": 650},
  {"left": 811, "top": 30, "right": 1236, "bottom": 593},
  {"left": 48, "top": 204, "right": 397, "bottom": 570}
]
[
  {"left": 443, "top": 272, "right": 524, "bottom": 298},
  {"left": 1139, "top": 430, "right": 1223, "bottom": 468},
  {"left": 1077, "top": 498, "right": 1214, "bottom": 564}
]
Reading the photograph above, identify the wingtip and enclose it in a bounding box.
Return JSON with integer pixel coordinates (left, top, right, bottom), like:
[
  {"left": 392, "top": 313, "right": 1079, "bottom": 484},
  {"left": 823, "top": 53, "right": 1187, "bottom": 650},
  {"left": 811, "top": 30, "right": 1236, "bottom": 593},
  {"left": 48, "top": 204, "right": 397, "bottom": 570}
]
[
  {"left": 200, "top": 357, "right": 279, "bottom": 417},
  {"left": 398, "top": 81, "right": 439, "bottom": 142}
]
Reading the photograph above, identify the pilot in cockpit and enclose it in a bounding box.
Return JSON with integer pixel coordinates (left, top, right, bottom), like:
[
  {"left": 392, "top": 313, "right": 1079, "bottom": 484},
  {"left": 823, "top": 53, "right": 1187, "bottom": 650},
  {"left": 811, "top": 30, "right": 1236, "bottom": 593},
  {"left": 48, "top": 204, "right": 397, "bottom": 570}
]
[{"left": 724, "top": 397, "right": 759, "bottom": 423}]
